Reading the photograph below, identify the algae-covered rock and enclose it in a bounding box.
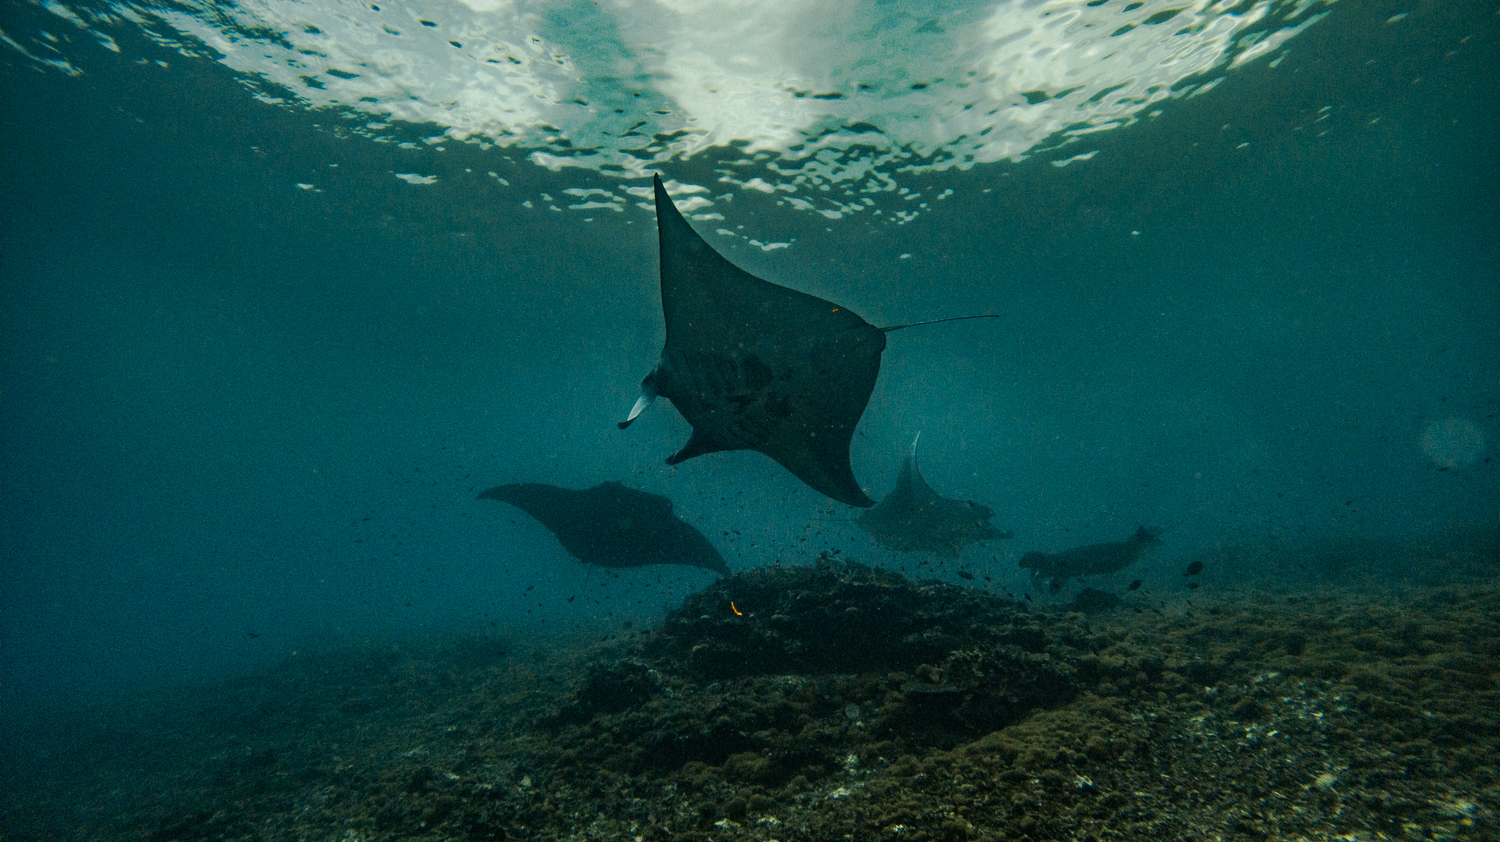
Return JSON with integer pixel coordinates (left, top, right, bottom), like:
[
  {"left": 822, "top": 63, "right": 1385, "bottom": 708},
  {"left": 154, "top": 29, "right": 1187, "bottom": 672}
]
[
  {"left": 644, "top": 558, "right": 1083, "bottom": 679},
  {"left": 15, "top": 556, "right": 1496, "bottom": 842},
  {"left": 545, "top": 559, "right": 1101, "bottom": 770}
]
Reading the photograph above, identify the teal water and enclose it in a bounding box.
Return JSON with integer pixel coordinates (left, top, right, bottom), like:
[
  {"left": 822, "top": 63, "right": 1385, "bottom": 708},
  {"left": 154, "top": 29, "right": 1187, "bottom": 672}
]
[{"left": 0, "top": 0, "right": 1494, "bottom": 745}]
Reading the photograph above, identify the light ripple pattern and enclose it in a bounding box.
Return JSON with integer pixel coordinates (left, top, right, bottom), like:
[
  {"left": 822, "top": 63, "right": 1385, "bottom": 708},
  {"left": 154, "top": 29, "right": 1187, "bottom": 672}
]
[{"left": 18, "top": 0, "right": 1332, "bottom": 205}]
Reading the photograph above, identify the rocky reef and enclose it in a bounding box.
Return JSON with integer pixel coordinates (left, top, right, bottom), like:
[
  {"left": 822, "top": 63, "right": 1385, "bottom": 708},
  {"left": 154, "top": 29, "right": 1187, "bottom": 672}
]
[
  {"left": 554, "top": 559, "right": 1098, "bottom": 761},
  {"left": 4, "top": 557, "right": 1497, "bottom": 842}
]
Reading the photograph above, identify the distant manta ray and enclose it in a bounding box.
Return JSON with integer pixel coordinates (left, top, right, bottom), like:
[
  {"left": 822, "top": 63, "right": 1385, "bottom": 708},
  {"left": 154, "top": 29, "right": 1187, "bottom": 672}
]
[
  {"left": 1019, "top": 526, "right": 1163, "bottom": 590},
  {"left": 478, "top": 481, "right": 729, "bottom": 575},
  {"left": 858, "top": 432, "right": 1012, "bottom": 556},
  {"left": 620, "top": 174, "right": 998, "bottom": 507}
]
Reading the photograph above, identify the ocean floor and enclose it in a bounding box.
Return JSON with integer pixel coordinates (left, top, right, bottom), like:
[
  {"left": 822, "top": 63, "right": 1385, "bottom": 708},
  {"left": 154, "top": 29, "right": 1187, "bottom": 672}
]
[{"left": 4, "top": 537, "right": 1496, "bottom": 842}]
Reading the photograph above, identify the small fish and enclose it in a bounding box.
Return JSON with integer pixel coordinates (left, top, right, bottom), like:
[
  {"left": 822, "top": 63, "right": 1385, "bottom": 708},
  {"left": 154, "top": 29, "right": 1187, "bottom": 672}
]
[
  {"left": 956, "top": 569, "right": 975, "bottom": 581},
  {"left": 1128, "top": 579, "right": 1143, "bottom": 591},
  {"left": 1184, "top": 560, "right": 1205, "bottom": 576}
]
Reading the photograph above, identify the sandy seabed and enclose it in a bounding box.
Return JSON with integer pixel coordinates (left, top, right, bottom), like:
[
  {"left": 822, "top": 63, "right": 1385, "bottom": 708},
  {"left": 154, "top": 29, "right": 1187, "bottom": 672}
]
[{"left": 4, "top": 536, "right": 1496, "bottom": 842}]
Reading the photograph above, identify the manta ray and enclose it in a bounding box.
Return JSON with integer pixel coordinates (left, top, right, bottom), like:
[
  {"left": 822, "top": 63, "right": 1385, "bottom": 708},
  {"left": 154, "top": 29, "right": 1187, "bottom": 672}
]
[
  {"left": 478, "top": 481, "right": 728, "bottom": 575},
  {"left": 858, "top": 432, "right": 1012, "bottom": 556},
  {"left": 1019, "top": 526, "right": 1163, "bottom": 590},
  {"left": 620, "top": 174, "right": 996, "bottom": 507}
]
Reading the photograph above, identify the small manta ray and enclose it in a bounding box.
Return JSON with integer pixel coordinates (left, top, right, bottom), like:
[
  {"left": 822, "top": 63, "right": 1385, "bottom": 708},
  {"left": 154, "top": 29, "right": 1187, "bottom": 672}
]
[
  {"left": 857, "top": 432, "right": 1012, "bottom": 556},
  {"left": 478, "top": 481, "right": 728, "bottom": 575},
  {"left": 1019, "top": 526, "right": 1163, "bottom": 590},
  {"left": 620, "top": 174, "right": 997, "bottom": 507}
]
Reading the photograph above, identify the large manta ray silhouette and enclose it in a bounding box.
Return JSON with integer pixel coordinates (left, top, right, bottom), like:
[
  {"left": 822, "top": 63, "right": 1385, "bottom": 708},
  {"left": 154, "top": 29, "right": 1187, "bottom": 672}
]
[
  {"left": 858, "top": 432, "right": 1012, "bottom": 556},
  {"left": 620, "top": 174, "right": 995, "bottom": 507},
  {"left": 478, "top": 481, "right": 728, "bottom": 575}
]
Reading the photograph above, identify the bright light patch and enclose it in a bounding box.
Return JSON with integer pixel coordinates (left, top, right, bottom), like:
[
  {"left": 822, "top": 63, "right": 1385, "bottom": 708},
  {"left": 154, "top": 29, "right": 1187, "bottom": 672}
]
[
  {"left": 1420, "top": 418, "right": 1486, "bottom": 470},
  {"left": 9, "top": 0, "right": 1335, "bottom": 218}
]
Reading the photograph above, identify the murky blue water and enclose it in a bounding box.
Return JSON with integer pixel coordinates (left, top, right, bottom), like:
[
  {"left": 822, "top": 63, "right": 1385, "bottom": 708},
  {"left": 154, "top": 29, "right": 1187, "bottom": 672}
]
[{"left": 1, "top": 0, "right": 1494, "bottom": 740}]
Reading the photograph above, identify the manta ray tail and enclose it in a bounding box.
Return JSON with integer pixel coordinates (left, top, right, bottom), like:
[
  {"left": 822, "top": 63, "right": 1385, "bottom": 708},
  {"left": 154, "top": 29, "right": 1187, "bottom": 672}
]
[{"left": 880, "top": 314, "right": 1000, "bottom": 333}]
